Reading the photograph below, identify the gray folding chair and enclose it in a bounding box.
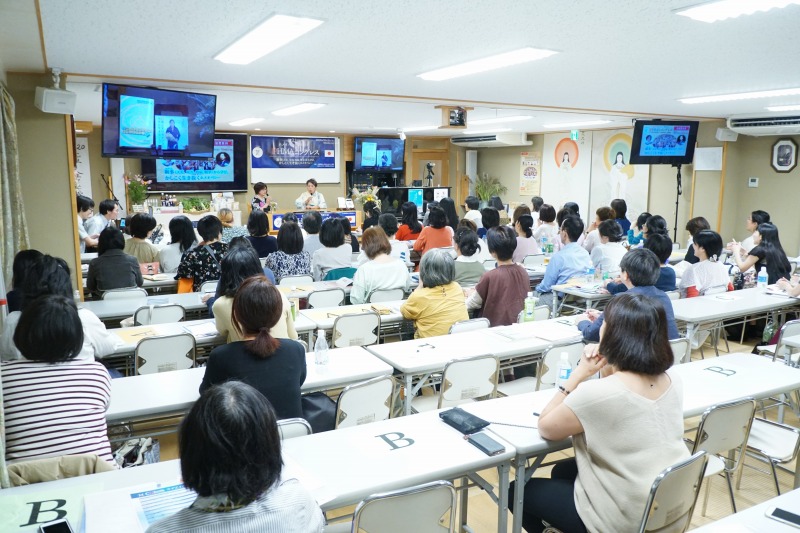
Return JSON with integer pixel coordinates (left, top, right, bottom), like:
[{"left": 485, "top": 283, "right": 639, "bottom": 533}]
[
  {"left": 278, "top": 274, "right": 314, "bottom": 286},
  {"left": 134, "top": 333, "right": 196, "bottom": 375},
  {"left": 352, "top": 480, "right": 457, "bottom": 533},
  {"left": 335, "top": 376, "right": 395, "bottom": 429},
  {"left": 523, "top": 254, "right": 545, "bottom": 267},
  {"left": 738, "top": 418, "right": 800, "bottom": 495},
  {"left": 277, "top": 418, "right": 312, "bottom": 440},
  {"left": 307, "top": 288, "right": 345, "bottom": 309},
  {"left": 199, "top": 280, "right": 218, "bottom": 293},
  {"left": 637, "top": 451, "right": 708, "bottom": 533},
  {"left": 102, "top": 287, "right": 147, "bottom": 300},
  {"left": 368, "top": 288, "right": 406, "bottom": 303},
  {"left": 411, "top": 354, "right": 499, "bottom": 413},
  {"left": 332, "top": 311, "right": 380, "bottom": 347},
  {"left": 669, "top": 337, "right": 691, "bottom": 365},
  {"left": 497, "top": 340, "right": 583, "bottom": 397},
  {"left": 133, "top": 303, "right": 185, "bottom": 326},
  {"left": 448, "top": 318, "right": 490, "bottom": 334}
]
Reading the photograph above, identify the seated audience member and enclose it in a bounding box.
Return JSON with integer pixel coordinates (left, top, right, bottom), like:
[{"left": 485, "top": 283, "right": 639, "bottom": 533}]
[
  {"left": 683, "top": 216, "right": 710, "bottom": 264},
  {"left": 396, "top": 201, "right": 423, "bottom": 241},
  {"left": 361, "top": 200, "right": 381, "bottom": 231},
  {"left": 87, "top": 227, "right": 143, "bottom": 298},
  {"left": 553, "top": 207, "right": 575, "bottom": 250},
  {"left": 454, "top": 227, "right": 486, "bottom": 286},
  {"left": 511, "top": 204, "right": 532, "bottom": 227},
  {"left": 159, "top": 215, "right": 197, "bottom": 273},
  {"left": 227, "top": 237, "right": 276, "bottom": 285},
  {"left": 532, "top": 204, "right": 558, "bottom": 250},
  {"left": 219, "top": 208, "right": 249, "bottom": 244},
  {"left": 582, "top": 206, "right": 616, "bottom": 254},
  {"left": 200, "top": 277, "right": 306, "bottom": 420},
  {"left": 590, "top": 220, "right": 626, "bottom": 273},
  {"left": 467, "top": 226, "right": 529, "bottom": 326},
  {"left": 440, "top": 197, "right": 460, "bottom": 234},
  {"left": 610, "top": 198, "right": 630, "bottom": 233},
  {"left": 463, "top": 195, "right": 483, "bottom": 229},
  {"left": 146, "top": 381, "right": 323, "bottom": 533},
  {"left": 644, "top": 214, "right": 669, "bottom": 239},
  {"left": 339, "top": 216, "right": 360, "bottom": 253},
  {"left": 730, "top": 209, "right": 770, "bottom": 258},
  {"left": 510, "top": 293, "right": 688, "bottom": 533},
  {"left": 579, "top": 248, "right": 679, "bottom": 341},
  {"left": 477, "top": 206, "right": 501, "bottom": 242},
  {"left": 301, "top": 210, "right": 324, "bottom": 255},
  {"left": 401, "top": 248, "right": 468, "bottom": 338},
  {"left": 76, "top": 194, "right": 98, "bottom": 252},
  {"left": 608, "top": 233, "right": 676, "bottom": 294},
  {"left": 6, "top": 249, "right": 43, "bottom": 313},
  {"left": 513, "top": 214, "right": 540, "bottom": 263},
  {"left": 531, "top": 196, "right": 544, "bottom": 223},
  {"left": 1, "top": 255, "right": 118, "bottom": 362},
  {"left": 124, "top": 213, "right": 160, "bottom": 264},
  {"left": 350, "top": 227, "right": 410, "bottom": 304},
  {"left": 311, "top": 218, "right": 351, "bottom": 281},
  {"left": 412, "top": 206, "right": 453, "bottom": 260},
  {"left": 489, "top": 195, "right": 509, "bottom": 224},
  {"left": 376, "top": 212, "right": 411, "bottom": 264},
  {"left": 627, "top": 212, "right": 651, "bottom": 246},
  {"left": 3, "top": 295, "right": 114, "bottom": 464},
  {"left": 246, "top": 209, "right": 278, "bottom": 258},
  {"left": 213, "top": 247, "right": 295, "bottom": 342},
  {"left": 729, "top": 222, "right": 791, "bottom": 284},
  {"left": 534, "top": 216, "right": 592, "bottom": 308},
  {"left": 680, "top": 230, "right": 733, "bottom": 297},
  {"left": 176, "top": 215, "right": 229, "bottom": 292},
  {"left": 84, "top": 199, "right": 119, "bottom": 237},
  {"left": 265, "top": 222, "right": 312, "bottom": 281},
  {"left": 563, "top": 201, "right": 580, "bottom": 216}
]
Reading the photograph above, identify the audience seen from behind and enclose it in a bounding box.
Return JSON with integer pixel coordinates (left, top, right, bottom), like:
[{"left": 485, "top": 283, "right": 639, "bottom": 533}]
[
  {"left": 534, "top": 215, "right": 592, "bottom": 308},
  {"left": 683, "top": 216, "right": 710, "bottom": 265},
  {"left": 339, "top": 216, "right": 360, "bottom": 253},
  {"left": 6, "top": 249, "right": 43, "bottom": 313},
  {"left": 729, "top": 222, "right": 791, "bottom": 284},
  {"left": 478, "top": 206, "right": 501, "bottom": 242},
  {"left": 124, "top": 213, "right": 160, "bottom": 264},
  {"left": 582, "top": 206, "right": 616, "bottom": 254},
  {"left": 530, "top": 196, "right": 544, "bottom": 223},
  {"left": 512, "top": 214, "right": 540, "bottom": 264},
  {"left": 265, "top": 221, "right": 312, "bottom": 282},
  {"left": 176, "top": 215, "right": 229, "bottom": 292},
  {"left": 679, "top": 230, "right": 733, "bottom": 297},
  {"left": 350, "top": 227, "right": 410, "bottom": 304},
  {"left": 218, "top": 208, "right": 249, "bottom": 244},
  {"left": 361, "top": 200, "right": 381, "bottom": 231},
  {"left": 439, "top": 197, "right": 460, "bottom": 234},
  {"left": 246, "top": 209, "right": 278, "bottom": 258},
  {"left": 532, "top": 204, "right": 558, "bottom": 250},
  {"left": 396, "top": 201, "right": 423, "bottom": 241},
  {"left": 159, "top": 215, "right": 197, "bottom": 273},
  {"left": 227, "top": 237, "right": 276, "bottom": 285},
  {"left": 412, "top": 206, "right": 454, "bottom": 262},
  {"left": 453, "top": 227, "right": 485, "bottom": 286},
  {"left": 311, "top": 218, "right": 351, "bottom": 281},
  {"left": 463, "top": 195, "right": 483, "bottom": 229},
  {"left": 608, "top": 233, "right": 676, "bottom": 294},
  {"left": 610, "top": 198, "right": 630, "bottom": 234},
  {"left": 589, "top": 220, "right": 626, "bottom": 274},
  {"left": 301, "top": 210, "right": 324, "bottom": 256},
  {"left": 86, "top": 227, "right": 143, "bottom": 298},
  {"left": 376, "top": 212, "right": 411, "bottom": 264},
  {"left": 627, "top": 211, "right": 651, "bottom": 246}
]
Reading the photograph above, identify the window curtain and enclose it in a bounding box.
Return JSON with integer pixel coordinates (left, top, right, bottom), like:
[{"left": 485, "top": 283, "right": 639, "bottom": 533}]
[{"left": 0, "top": 82, "right": 28, "bottom": 488}]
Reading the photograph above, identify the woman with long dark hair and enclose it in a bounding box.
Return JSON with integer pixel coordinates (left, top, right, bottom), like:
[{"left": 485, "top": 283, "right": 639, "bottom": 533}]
[
  {"left": 159, "top": 215, "right": 198, "bottom": 273},
  {"left": 439, "top": 197, "right": 459, "bottom": 233},
  {"left": 361, "top": 200, "right": 381, "bottom": 231},
  {"left": 729, "top": 222, "right": 791, "bottom": 284},
  {"left": 396, "top": 201, "right": 423, "bottom": 241}
]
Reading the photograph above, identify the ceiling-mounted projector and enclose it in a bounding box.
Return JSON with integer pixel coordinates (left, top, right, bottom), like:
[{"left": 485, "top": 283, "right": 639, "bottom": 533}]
[{"left": 34, "top": 67, "right": 76, "bottom": 115}]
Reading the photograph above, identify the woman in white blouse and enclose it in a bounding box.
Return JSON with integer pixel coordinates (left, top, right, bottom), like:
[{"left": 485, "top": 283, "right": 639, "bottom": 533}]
[
  {"left": 532, "top": 204, "right": 558, "bottom": 250},
  {"left": 680, "top": 230, "right": 732, "bottom": 298},
  {"left": 158, "top": 215, "right": 197, "bottom": 273},
  {"left": 350, "top": 227, "right": 410, "bottom": 304},
  {"left": 590, "top": 220, "right": 627, "bottom": 274},
  {"left": 582, "top": 206, "right": 616, "bottom": 254}
]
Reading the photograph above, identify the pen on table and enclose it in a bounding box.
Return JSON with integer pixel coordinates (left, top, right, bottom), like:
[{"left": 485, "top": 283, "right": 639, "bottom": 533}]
[{"left": 533, "top": 412, "right": 540, "bottom": 417}]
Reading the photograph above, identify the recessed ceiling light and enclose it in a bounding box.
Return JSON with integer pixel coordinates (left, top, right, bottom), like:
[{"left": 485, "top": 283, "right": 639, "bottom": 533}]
[
  {"left": 765, "top": 104, "right": 800, "bottom": 112},
  {"left": 461, "top": 128, "right": 512, "bottom": 135},
  {"left": 214, "top": 14, "right": 324, "bottom": 65},
  {"left": 254, "top": 128, "right": 262, "bottom": 131},
  {"left": 329, "top": 130, "right": 336, "bottom": 133},
  {"left": 469, "top": 115, "right": 533, "bottom": 126},
  {"left": 679, "top": 87, "right": 800, "bottom": 104},
  {"left": 675, "top": 0, "right": 800, "bottom": 23},
  {"left": 229, "top": 117, "right": 264, "bottom": 127},
  {"left": 542, "top": 120, "right": 611, "bottom": 128},
  {"left": 418, "top": 47, "right": 557, "bottom": 81},
  {"left": 271, "top": 103, "right": 326, "bottom": 116},
  {"left": 400, "top": 125, "right": 439, "bottom": 133}
]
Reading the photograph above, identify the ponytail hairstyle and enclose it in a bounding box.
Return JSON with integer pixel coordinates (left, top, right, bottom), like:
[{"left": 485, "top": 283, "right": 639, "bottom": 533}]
[
  {"left": 598, "top": 219, "right": 624, "bottom": 243},
  {"left": 232, "top": 276, "right": 282, "bottom": 358},
  {"left": 363, "top": 200, "right": 381, "bottom": 220},
  {"left": 516, "top": 214, "right": 534, "bottom": 238}
]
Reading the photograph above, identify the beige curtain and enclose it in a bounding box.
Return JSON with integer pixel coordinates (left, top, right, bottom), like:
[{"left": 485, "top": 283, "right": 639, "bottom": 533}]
[{"left": 0, "top": 82, "right": 28, "bottom": 488}]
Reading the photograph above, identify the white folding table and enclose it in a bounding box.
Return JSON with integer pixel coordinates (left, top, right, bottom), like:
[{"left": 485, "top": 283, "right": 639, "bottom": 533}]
[
  {"left": 81, "top": 292, "right": 209, "bottom": 321},
  {"left": 691, "top": 487, "right": 800, "bottom": 532}
]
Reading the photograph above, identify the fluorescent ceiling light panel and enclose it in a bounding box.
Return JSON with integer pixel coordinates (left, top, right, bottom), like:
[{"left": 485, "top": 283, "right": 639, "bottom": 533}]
[
  {"left": 215, "top": 14, "right": 324, "bottom": 65},
  {"left": 418, "top": 47, "right": 557, "bottom": 81},
  {"left": 469, "top": 116, "right": 533, "bottom": 126},
  {"left": 675, "top": 0, "right": 800, "bottom": 23},
  {"left": 680, "top": 87, "right": 800, "bottom": 104},
  {"left": 766, "top": 104, "right": 800, "bottom": 112},
  {"left": 462, "top": 128, "right": 512, "bottom": 135},
  {"left": 401, "top": 125, "right": 438, "bottom": 132},
  {"left": 271, "top": 103, "right": 326, "bottom": 116},
  {"left": 542, "top": 120, "right": 611, "bottom": 128},
  {"left": 228, "top": 117, "right": 264, "bottom": 126}
]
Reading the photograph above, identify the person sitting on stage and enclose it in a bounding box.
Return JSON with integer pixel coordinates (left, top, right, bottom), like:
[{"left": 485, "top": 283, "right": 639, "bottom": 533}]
[
  {"left": 679, "top": 230, "right": 733, "bottom": 298},
  {"left": 251, "top": 181, "right": 272, "bottom": 212},
  {"left": 265, "top": 222, "right": 312, "bottom": 282},
  {"left": 87, "top": 227, "right": 143, "bottom": 299},
  {"left": 533, "top": 215, "right": 592, "bottom": 309},
  {"left": 146, "top": 381, "right": 323, "bottom": 533},
  {"left": 350, "top": 227, "right": 409, "bottom": 304},
  {"left": 295, "top": 178, "right": 327, "bottom": 210},
  {"left": 124, "top": 213, "right": 160, "bottom": 264}
]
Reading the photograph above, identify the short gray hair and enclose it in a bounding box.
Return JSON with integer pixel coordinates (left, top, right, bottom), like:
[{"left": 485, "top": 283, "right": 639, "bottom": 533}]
[{"left": 419, "top": 248, "right": 455, "bottom": 288}]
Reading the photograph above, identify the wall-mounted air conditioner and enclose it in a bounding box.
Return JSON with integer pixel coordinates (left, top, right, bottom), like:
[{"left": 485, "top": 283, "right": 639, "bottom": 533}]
[
  {"left": 727, "top": 114, "right": 800, "bottom": 136},
  {"left": 450, "top": 133, "right": 532, "bottom": 148}
]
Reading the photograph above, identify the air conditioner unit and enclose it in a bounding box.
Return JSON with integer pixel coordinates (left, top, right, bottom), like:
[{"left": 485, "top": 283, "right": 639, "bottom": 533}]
[
  {"left": 450, "top": 133, "right": 532, "bottom": 147},
  {"left": 727, "top": 114, "right": 800, "bottom": 136}
]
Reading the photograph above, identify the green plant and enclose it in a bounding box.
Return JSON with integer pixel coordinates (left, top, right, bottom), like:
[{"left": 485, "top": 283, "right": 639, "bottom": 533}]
[
  {"left": 180, "top": 197, "right": 210, "bottom": 212},
  {"left": 474, "top": 173, "right": 508, "bottom": 201},
  {"left": 125, "top": 174, "right": 150, "bottom": 205}
]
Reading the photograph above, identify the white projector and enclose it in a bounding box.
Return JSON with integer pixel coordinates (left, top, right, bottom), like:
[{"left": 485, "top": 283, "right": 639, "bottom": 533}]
[{"left": 34, "top": 87, "right": 77, "bottom": 114}]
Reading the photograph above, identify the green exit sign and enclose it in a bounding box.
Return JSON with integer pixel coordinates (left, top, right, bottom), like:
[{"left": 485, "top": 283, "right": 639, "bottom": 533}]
[{"left": 570, "top": 130, "right": 580, "bottom": 140}]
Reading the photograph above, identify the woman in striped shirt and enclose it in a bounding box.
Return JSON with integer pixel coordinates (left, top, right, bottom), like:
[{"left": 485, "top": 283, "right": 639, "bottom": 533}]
[{"left": 2, "top": 295, "right": 114, "bottom": 465}]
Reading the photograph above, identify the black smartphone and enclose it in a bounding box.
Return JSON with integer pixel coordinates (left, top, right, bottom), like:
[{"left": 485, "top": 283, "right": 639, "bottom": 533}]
[
  {"left": 38, "top": 519, "right": 75, "bottom": 533},
  {"left": 766, "top": 507, "right": 800, "bottom": 528},
  {"left": 467, "top": 432, "right": 506, "bottom": 456}
]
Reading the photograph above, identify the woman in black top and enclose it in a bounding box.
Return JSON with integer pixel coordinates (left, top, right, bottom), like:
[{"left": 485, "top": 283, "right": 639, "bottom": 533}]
[
  {"left": 200, "top": 276, "right": 306, "bottom": 419},
  {"left": 246, "top": 209, "right": 278, "bottom": 258},
  {"left": 729, "top": 223, "right": 791, "bottom": 284},
  {"left": 87, "top": 227, "right": 143, "bottom": 298},
  {"left": 361, "top": 200, "right": 380, "bottom": 231},
  {"left": 176, "top": 215, "right": 229, "bottom": 292},
  {"left": 339, "top": 216, "right": 359, "bottom": 253}
]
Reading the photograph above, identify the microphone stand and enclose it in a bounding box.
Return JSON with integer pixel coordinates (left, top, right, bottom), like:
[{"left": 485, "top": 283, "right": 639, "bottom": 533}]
[{"left": 99, "top": 174, "right": 123, "bottom": 210}]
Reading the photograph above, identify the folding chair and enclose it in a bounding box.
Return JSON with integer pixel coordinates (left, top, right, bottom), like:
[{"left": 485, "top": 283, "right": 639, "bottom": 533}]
[
  {"left": 737, "top": 418, "right": 800, "bottom": 495},
  {"left": 523, "top": 254, "right": 545, "bottom": 267},
  {"left": 687, "top": 398, "right": 756, "bottom": 516},
  {"left": 335, "top": 376, "right": 395, "bottom": 429},
  {"left": 199, "top": 280, "right": 218, "bottom": 293},
  {"left": 324, "top": 267, "right": 357, "bottom": 281},
  {"left": 102, "top": 287, "right": 147, "bottom": 300},
  {"left": 332, "top": 311, "right": 380, "bottom": 347},
  {"left": 497, "top": 340, "right": 583, "bottom": 397},
  {"left": 448, "top": 318, "right": 490, "bottom": 334},
  {"left": 134, "top": 333, "right": 196, "bottom": 375},
  {"left": 307, "top": 288, "right": 345, "bottom": 309},
  {"left": 351, "top": 480, "right": 457, "bottom": 533},
  {"left": 665, "top": 290, "right": 681, "bottom": 301},
  {"left": 669, "top": 337, "right": 691, "bottom": 365},
  {"left": 411, "top": 354, "right": 499, "bottom": 413},
  {"left": 517, "top": 305, "right": 551, "bottom": 322},
  {"left": 757, "top": 319, "right": 800, "bottom": 363},
  {"left": 277, "top": 418, "right": 312, "bottom": 440},
  {"left": 368, "top": 288, "right": 406, "bottom": 303},
  {"left": 637, "top": 451, "right": 708, "bottom": 533},
  {"left": 133, "top": 303, "right": 185, "bottom": 326},
  {"left": 278, "top": 274, "right": 314, "bottom": 286},
  {"left": 482, "top": 259, "right": 496, "bottom": 270}
]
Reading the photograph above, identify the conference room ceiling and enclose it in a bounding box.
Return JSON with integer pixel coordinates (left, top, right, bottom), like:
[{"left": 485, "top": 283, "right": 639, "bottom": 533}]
[{"left": 2, "top": 0, "right": 800, "bottom": 135}]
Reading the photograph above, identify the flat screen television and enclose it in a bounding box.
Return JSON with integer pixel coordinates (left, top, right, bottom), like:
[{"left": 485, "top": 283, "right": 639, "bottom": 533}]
[
  {"left": 140, "top": 133, "right": 248, "bottom": 192},
  {"left": 354, "top": 137, "right": 405, "bottom": 171},
  {"left": 102, "top": 83, "right": 217, "bottom": 159},
  {"left": 629, "top": 120, "right": 700, "bottom": 165}
]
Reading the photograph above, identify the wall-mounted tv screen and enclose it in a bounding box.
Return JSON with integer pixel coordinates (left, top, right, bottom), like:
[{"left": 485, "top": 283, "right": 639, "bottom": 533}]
[
  {"left": 629, "top": 120, "right": 700, "bottom": 165},
  {"left": 140, "top": 133, "right": 248, "bottom": 192},
  {"left": 354, "top": 137, "right": 405, "bottom": 171},
  {"left": 102, "top": 83, "right": 217, "bottom": 159}
]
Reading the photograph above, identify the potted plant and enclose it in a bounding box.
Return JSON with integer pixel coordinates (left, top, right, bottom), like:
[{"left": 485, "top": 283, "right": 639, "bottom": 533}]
[
  {"left": 474, "top": 173, "right": 508, "bottom": 207},
  {"left": 125, "top": 174, "right": 150, "bottom": 211}
]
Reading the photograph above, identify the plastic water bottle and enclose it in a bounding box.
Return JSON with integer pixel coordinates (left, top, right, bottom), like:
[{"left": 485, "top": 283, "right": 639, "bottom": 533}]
[
  {"left": 314, "top": 329, "right": 329, "bottom": 365},
  {"left": 757, "top": 267, "right": 768, "bottom": 290},
  {"left": 585, "top": 267, "right": 595, "bottom": 283},
  {"left": 540, "top": 237, "right": 548, "bottom": 255},
  {"left": 523, "top": 291, "right": 538, "bottom": 322},
  {"left": 556, "top": 353, "right": 572, "bottom": 387}
]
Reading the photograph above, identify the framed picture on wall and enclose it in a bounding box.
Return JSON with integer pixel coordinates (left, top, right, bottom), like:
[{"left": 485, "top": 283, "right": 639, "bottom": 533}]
[{"left": 771, "top": 138, "right": 797, "bottom": 173}]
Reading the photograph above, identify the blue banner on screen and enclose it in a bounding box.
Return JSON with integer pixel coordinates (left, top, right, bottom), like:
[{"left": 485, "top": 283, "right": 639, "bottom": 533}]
[
  {"left": 251, "top": 136, "right": 336, "bottom": 169},
  {"left": 637, "top": 124, "right": 691, "bottom": 157},
  {"left": 156, "top": 139, "right": 235, "bottom": 182},
  {"left": 119, "top": 95, "right": 155, "bottom": 148},
  {"left": 272, "top": 211, "right": 356, "bottom": 230}
]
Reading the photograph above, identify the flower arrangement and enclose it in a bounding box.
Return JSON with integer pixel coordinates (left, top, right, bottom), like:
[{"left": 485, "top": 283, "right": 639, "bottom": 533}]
[
  {"left": 125, "top": 174, "right": 151, "bottom": 205},
  {"left": 351, "top": 186, "right": 381, "bottom": 210}
]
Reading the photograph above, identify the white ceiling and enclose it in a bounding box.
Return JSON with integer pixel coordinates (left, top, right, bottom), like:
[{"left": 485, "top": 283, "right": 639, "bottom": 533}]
[{"left": 2, "top": 0, "right": 800, "bottom": 135}]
